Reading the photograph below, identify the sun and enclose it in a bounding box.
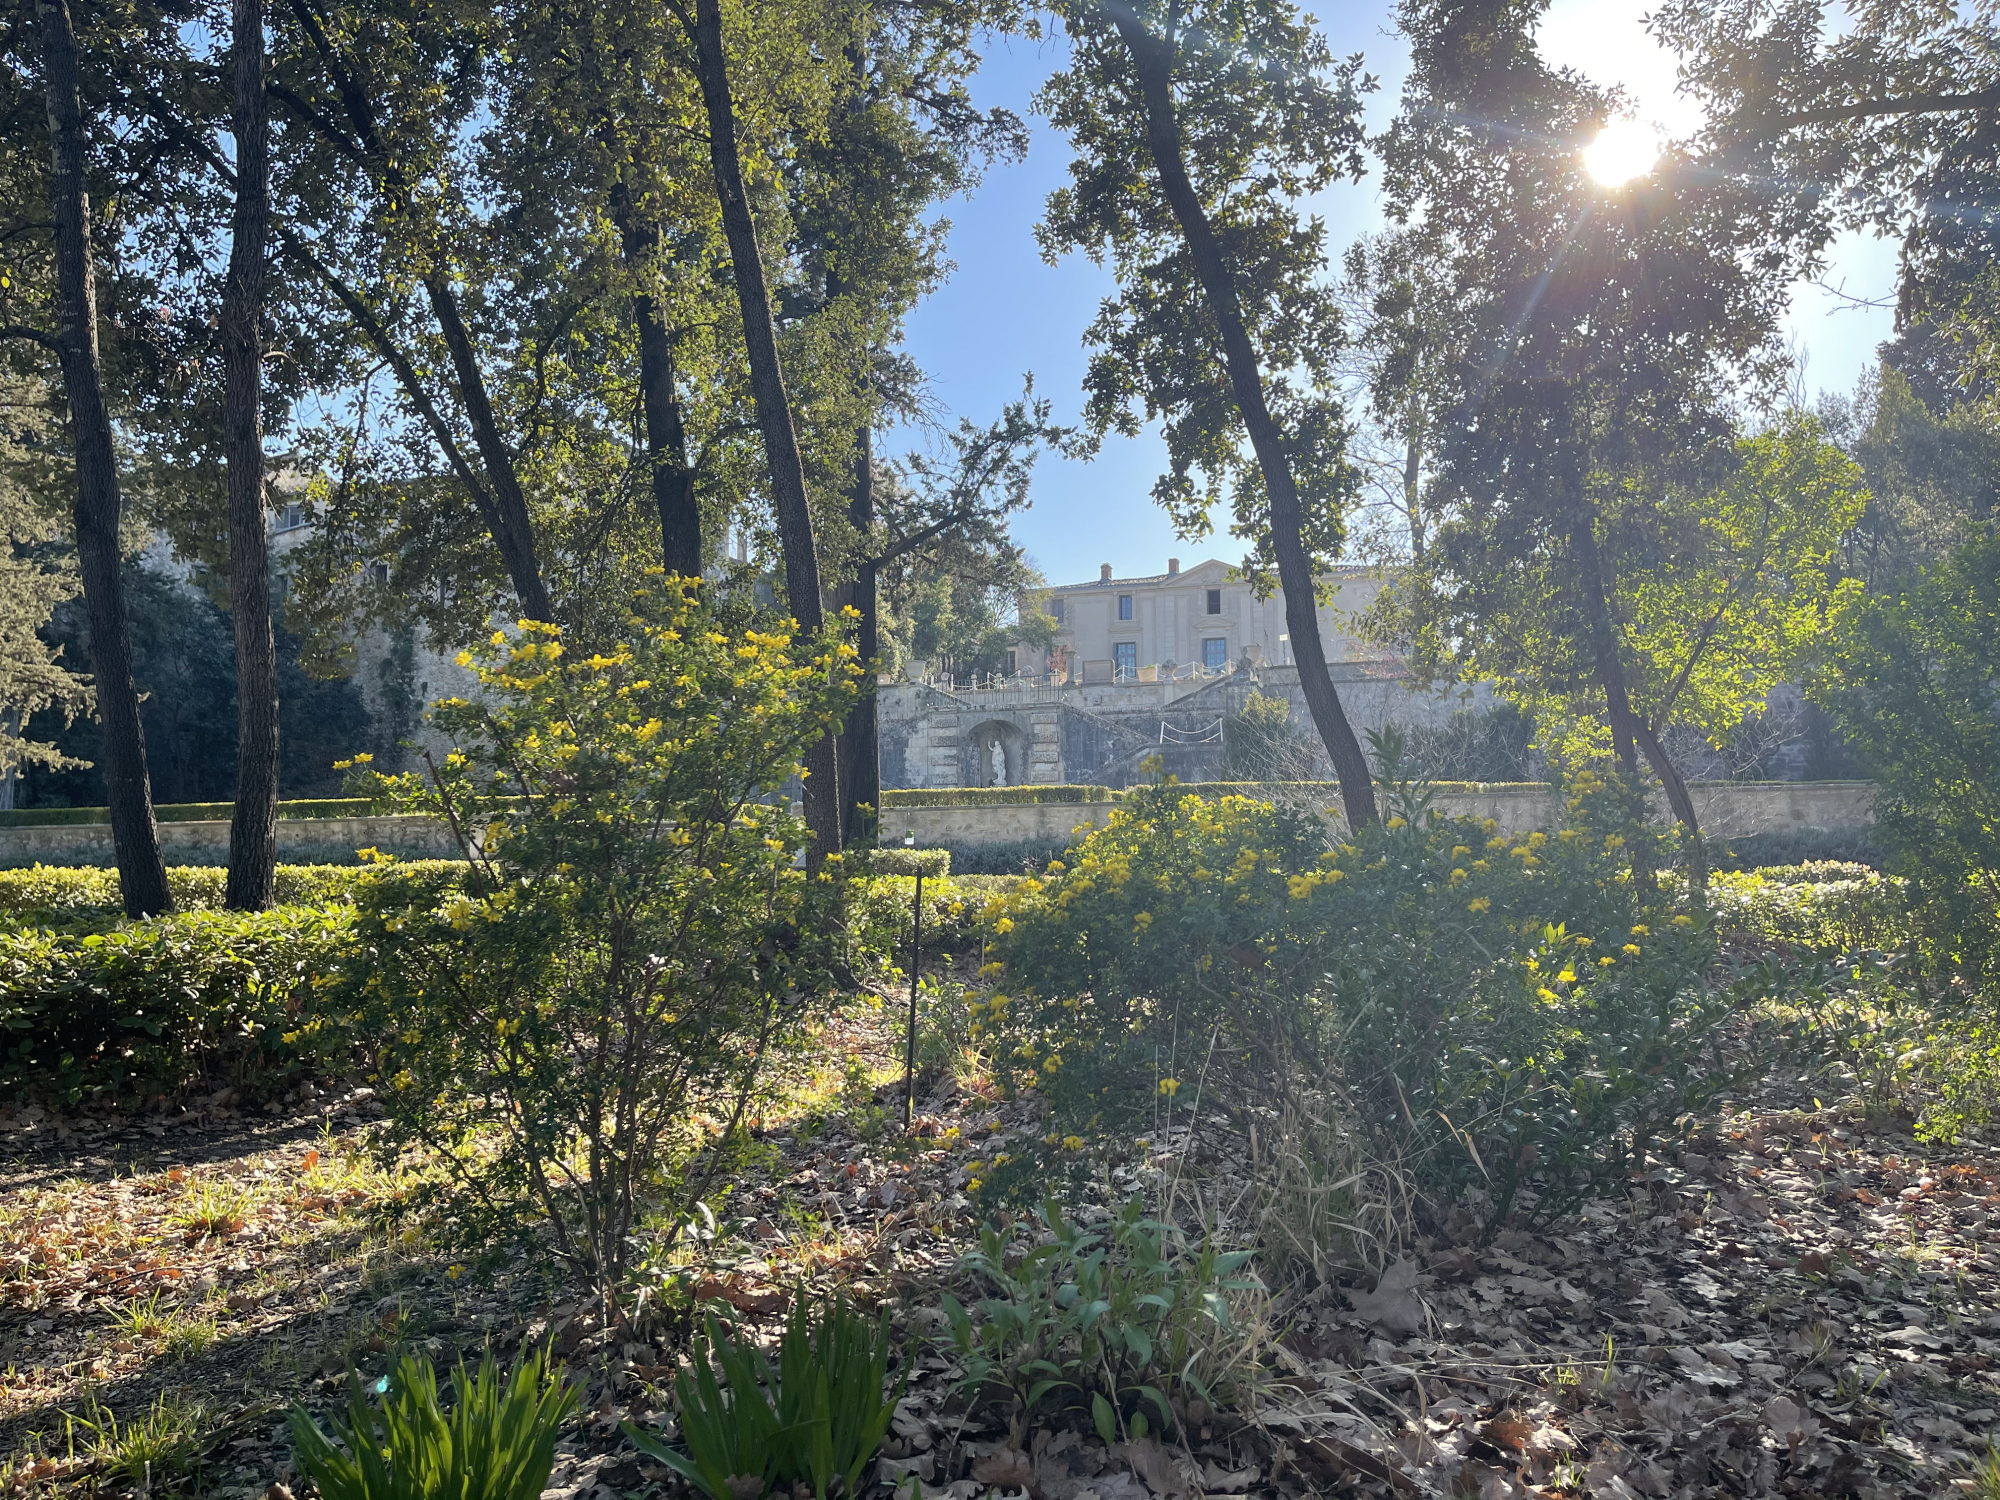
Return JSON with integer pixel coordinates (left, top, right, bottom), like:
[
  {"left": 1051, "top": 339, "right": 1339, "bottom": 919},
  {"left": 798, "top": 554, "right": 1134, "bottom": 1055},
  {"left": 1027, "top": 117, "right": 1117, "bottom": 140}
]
[{"left": 1582, "top": 118, "right": 1661, "bottom": 187}]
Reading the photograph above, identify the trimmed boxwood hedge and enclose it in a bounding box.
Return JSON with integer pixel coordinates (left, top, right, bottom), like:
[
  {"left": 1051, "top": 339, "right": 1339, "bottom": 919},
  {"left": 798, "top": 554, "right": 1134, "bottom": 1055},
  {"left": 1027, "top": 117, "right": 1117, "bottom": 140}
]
[
  {"left": 0, "top": 904, "right": 354, "bottom": 1101},
  {"left": 0, "top": 861, "right": 464, "bottom": 915}
]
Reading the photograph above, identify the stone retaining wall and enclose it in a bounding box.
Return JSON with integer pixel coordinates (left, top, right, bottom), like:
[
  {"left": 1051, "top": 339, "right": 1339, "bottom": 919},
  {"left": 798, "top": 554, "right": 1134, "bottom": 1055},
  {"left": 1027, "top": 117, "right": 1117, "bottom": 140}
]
[
  {"left": 0, "top": 782, "right": 1874, "bottom": 865},
  {"left": 879, "top": 780, "right": 1876, "bottom": 849}
]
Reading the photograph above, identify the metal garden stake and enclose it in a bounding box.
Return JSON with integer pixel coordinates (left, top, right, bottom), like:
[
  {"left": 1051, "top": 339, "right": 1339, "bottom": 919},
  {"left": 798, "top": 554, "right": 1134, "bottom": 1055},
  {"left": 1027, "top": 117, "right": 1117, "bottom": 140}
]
[{"left": 905, "top": 830, "right": 920, "bottom": 1128}]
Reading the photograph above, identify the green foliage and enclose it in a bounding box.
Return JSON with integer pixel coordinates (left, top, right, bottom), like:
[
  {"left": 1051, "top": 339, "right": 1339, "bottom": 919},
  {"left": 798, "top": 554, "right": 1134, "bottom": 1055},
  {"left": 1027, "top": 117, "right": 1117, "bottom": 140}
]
[
  {"left": 845, "top": 875, "right": 977, "bottom": 966},
  {"left": 0, "top": 861, "right": 460, "bottom": 917},
  {"left": 941, "top": 1197, "right": 1264, "bottom": 1441},
  {"left": 868, "top": 846, "right": 951, "bottom": 877},
  {"left": 1709, "top": 867, "right": 1900, "bottom": 950},
  {"left": 882, "top": 786, "right": 1120, "bottom": 807},
  {"left": 623, "top": 1294, "right": 902, "bottom": 1500},
  {"left": 977, "top": 767, "right": 1756, "bottom": 1229},
  {"left": 322, "top": 583, "right": 862, "bottom": 1294},
  {"left": 1037, "top": 0, "right": 1370, "bottom": 574},
  {"left": 1812, "top": 525, "right": 2000, "bottom": 985},
  {"left": 288, "top": 1347, "right": 575, "bottom": 1500},
  {"left": 0, "top": 905, "right": 350, "bottom": 1102},
  {"left": 0, "top": 798, "right": 376, "bottom": 828}
]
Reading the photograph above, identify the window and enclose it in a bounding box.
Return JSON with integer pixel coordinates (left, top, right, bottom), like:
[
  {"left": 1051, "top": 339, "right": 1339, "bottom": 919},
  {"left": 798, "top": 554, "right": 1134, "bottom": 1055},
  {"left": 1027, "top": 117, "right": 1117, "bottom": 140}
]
[
  {"left": 1005, "top": 649, "right": 1018, "bottom": 675},
  {"left": 1118, "top": 594, "right": 1133, "bottom": 621},
  {"left": 1205, "top": 588, "right": 1222, "bottom": 615},
  {"left": 1113, "top": 642, "right": 1138, "bottom": 680},
  {"left": 1051, "top": 596, "right": 1065, "bottom": 624},
  {"left": 1203, "top": 637, "right": 1229, "bottom": 672},
  {"left": 274, "top": 503, "right": 306, "bottom": 533}
]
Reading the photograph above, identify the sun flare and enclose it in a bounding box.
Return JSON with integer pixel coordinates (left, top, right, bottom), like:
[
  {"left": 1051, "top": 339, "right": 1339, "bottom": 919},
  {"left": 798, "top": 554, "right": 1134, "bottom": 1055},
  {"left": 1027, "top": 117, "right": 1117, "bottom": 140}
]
[{"left": 1582, "top": 118, "right": 1661, "bottom": 187}]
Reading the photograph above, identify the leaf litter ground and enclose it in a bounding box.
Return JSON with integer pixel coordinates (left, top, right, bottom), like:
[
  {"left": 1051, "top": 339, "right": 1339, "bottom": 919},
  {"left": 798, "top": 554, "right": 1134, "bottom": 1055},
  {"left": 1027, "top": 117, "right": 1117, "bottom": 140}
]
[{"left": 1, "top": 998, "right": 1997, "bottom": 1499}]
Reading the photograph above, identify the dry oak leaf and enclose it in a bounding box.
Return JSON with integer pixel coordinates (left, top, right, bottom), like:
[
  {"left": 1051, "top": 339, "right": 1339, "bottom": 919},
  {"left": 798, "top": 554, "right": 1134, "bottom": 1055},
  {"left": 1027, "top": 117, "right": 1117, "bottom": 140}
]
[
  {"left": 1343, "top": 1257, "right": 1425, "bottom": 1335},
  {"left": 970, "top": 1447, "right": 1035, "bottom": 1488}
]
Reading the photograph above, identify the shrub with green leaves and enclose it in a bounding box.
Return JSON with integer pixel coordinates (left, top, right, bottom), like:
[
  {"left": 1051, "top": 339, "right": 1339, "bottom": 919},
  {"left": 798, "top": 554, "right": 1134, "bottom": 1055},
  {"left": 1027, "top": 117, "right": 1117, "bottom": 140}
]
[
  {"left": 0, "top": 861, "right": 461, "bottom": 919},
  {"left": 320, "top": 581, "right": 861, "bottom": 1299},
  {"left": 288, "top": 1347, "right": 574, "bottom": 1500},
  {"left": 977, "top": 765, "right": 1759, "bottom": 1231},
  {"left": 624, "top": 1292, "right": 901, "bottom": 1500},
  {"left": 0, "top": 905, "right": 351, "bottom": 1101},
  {"left": 942, "top": 1197, "right": 1264, "bottom": 1442},
  {"left": 1709, "top": 867, "right": 1901, "bottom": 950},
  {"left": 1813, "top": 524, "right": 2000, "bottom": 986}
]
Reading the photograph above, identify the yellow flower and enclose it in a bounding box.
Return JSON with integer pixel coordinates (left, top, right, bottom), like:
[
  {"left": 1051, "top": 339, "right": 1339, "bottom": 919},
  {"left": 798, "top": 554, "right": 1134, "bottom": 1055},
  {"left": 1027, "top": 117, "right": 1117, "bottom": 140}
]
[
  {"left": 994, "top": 917, "right": 1015, "bottom": 934},
  {"left": 1448, "top": 867, "right": 1468, "bottom": 885},
  {"left": 1623, "top": 943, "right": 1642, "bottom": 957},
  {"left": 1537, "top": 987, "right": 1559, "bottom": 1002},
  {"left": 1467, "top": 896, "right": 1492, "bottom": 913},
  {"left": 1631, "top": 924, "right": 1649, "bottom": 936},
  {"left": 1062, "top": 1135, "right": 1085, "bottom": 1152},
  {"left": 1598, "top": 956, "right": 1616, "bottom": 968},
  {"left": 1386, "top": 815, "right": 1407, "bottom": 831},
  {"left": 967, "top": 1177, "right": 983, "bottom": 1192},
  {"left": 1158, "top": 1077, "right": 1181, "bottom": 1097},
  {"left": 1672, "top": 914, "right": 1694, "bottom": 927},
  {"left": 1451, "top": 845, "right": 1471, "bottom": 858},
  {"left": 446, "top": 1264, "right": 463, "bottom": 1280},
  {"left": 1556, "top": 968, "right": 1576, "bottom": 984}
]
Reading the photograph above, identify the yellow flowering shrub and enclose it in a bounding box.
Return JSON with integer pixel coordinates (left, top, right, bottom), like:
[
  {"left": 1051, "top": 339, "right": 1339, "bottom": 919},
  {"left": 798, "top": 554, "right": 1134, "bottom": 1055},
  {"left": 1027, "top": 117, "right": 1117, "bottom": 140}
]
[
  {"left": 322, "top": 578, "right": 862, "bottom": 1296},
  {"left": 977, "top": 764, "right": 1754, "bottom": 1228}
]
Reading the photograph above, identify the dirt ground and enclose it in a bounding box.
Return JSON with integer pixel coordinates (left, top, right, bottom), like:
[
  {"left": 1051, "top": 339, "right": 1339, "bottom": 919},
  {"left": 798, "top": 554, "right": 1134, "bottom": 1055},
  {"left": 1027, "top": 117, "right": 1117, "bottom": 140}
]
[{"left": 2, "top": 996, "right": 1998, "bottom": 1500}]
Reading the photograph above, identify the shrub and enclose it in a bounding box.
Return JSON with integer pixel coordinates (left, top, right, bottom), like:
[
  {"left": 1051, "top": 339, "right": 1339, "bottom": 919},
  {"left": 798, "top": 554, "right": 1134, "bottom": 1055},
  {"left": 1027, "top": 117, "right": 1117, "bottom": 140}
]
[
  {"left": 288, "top": 1347, "right": 574, "bottom": 1500},
  {"left": 976, "top": 766, "right": 1760, "bottom": 1232},
  {"left": 1813, "top": 524, "right": 2000, "bottom": 986},
  {"left": 942, "top": 1197, "right": 1265, "bottom": 1442},
  {"left": 624, "top": 1293, "right": 901, "bottom": 1500},
  {"left": 1709, "top": 868, "right": 1902, "bottom": 950},
  {"left": 0, "top": 905, "right": 351, "bottom": 1101},
  {"left": 846, "top": 875, "right": 978, "bottom": 966},
  {"left": 869, "top": 846, "right": 950, "bottom": 878},
  {"left": 0, "top": 861, "right": 462, "bottom": 918},
  {"left": 322, "top": 581, "right": 862, "bottom": 1299},
  {"left": 941, "top": 838, "right": 1076, "bottom": 874}
]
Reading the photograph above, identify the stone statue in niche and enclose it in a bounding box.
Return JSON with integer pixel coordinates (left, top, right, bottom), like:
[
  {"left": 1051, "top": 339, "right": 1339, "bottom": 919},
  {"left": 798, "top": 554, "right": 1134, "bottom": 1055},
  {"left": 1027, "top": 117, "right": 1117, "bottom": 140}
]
[{"left": 989, "top": 738, "right": 1007, "bottom": 787}]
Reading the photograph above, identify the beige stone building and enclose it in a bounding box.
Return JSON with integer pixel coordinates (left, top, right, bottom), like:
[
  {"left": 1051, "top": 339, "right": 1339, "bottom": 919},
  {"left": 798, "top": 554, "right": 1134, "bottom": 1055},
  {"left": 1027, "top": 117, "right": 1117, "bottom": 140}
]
[{"left": 1021, "top": 557, "right": 1388, "bottom": 683}]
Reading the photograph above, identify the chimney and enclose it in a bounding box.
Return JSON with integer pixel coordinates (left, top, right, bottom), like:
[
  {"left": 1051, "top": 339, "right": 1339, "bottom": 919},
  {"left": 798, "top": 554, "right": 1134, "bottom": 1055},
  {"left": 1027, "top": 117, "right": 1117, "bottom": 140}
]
[
  {"left": 1100, "top": 563, "right": 1113, "bottom": 582},
  {"left": 1167, "top": 557, "right": 1180, "bottom": 575}
]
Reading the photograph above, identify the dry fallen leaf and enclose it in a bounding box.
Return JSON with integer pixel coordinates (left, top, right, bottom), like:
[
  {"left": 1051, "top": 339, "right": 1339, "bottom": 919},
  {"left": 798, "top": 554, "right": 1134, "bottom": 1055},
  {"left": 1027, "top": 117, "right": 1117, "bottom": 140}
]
[{"left": 1343, "top": 1257, "right": 1425, "bottom": 1335}]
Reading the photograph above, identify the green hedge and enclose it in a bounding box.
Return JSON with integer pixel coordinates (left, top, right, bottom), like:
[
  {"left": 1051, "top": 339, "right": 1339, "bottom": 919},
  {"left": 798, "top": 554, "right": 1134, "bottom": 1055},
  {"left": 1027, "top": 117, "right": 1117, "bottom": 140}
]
[
  {"left": 881, "top": 786, "right": 1121, "bottom": 807},
  {"left": 871, "top": 847, "right": 951, "bottom": 878},
  {"left": 1709, "top": 867, "right": 1902, "bottom": 949},
  {"left": 0, "top": 797, "right": 377, "bottom": 828},
  {"left": 0, "top": 861, "right": 464, "bottom": 916},
  {"left": 0, "top": 905, "right": 354, "bottom": 1101}
]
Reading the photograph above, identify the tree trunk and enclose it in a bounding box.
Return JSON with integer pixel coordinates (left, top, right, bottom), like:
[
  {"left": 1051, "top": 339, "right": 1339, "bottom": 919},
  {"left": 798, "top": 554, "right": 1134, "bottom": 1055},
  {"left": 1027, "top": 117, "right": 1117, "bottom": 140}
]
[
  {"left": 1635, "top": 720, "right": 1704, "bottom": 881},
  {"left": 424, "top": 278, "right": 553, "bottom": 621},
  {"left": 838, "top": 425, "right": 879, "bottom": 846},
  {"left": 684, "top": 0, "right": 840, "bottom": 862},
  {"left": 223, "top": 0, "right": 279, "bottom": 910},
  {"left": 1566, "top": 493, "right": 1662, "bottom": 884},
  {"left": 38, "top": 0, "right": 169, "bottom": 918},
  {"left": 610, "top": 199, "right": 702, "bottom": 577},
  {"left": 1105, "top": 8, "right": 1376, "bottom": 830},
  {"left": 1403, "top": 398, "right": 1426, "bottom": 562}
]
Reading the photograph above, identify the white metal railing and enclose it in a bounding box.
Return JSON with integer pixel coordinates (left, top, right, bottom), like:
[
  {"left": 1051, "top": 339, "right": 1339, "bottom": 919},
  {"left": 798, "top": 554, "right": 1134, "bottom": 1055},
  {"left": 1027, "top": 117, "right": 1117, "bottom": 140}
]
[{"left": 1160, "top": 716, "right": 1224, "bottom": 745}]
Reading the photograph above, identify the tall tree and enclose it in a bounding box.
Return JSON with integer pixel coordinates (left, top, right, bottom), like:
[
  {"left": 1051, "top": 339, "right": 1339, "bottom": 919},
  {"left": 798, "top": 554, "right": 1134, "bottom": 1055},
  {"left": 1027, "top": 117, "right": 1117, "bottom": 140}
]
[
  {"left": 223, "top": 0, "right": 279, "bottom": 908},
  {"left": 1038, "top": 0, "right": 1380, "bottom": 829},
  {"left": 672, "top": 0, "right": 842, "bottom": 861},
  {"left": 34, "top": 0, "right": 169, "bottom": 916},
  {"left": 1376, "top": 0, "right": 1792, "bottom": 855}
]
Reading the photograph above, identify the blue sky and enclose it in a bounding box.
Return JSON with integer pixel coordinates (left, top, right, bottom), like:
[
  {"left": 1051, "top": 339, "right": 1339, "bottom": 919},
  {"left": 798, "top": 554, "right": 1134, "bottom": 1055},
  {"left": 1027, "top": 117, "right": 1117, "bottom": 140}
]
[{"left": 890, "top": 0, "right": 1901, "bottom": 589}]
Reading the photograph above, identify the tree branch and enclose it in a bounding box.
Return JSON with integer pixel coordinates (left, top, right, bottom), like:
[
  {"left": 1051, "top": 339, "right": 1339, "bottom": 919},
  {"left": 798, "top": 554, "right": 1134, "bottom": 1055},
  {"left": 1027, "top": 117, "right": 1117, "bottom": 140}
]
[
  {"left": 0, "top": 324, "right": 58, "bottom": 351},
  {"left": 1767, "top": 87, "right": 2000, "bottom": 129}
]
